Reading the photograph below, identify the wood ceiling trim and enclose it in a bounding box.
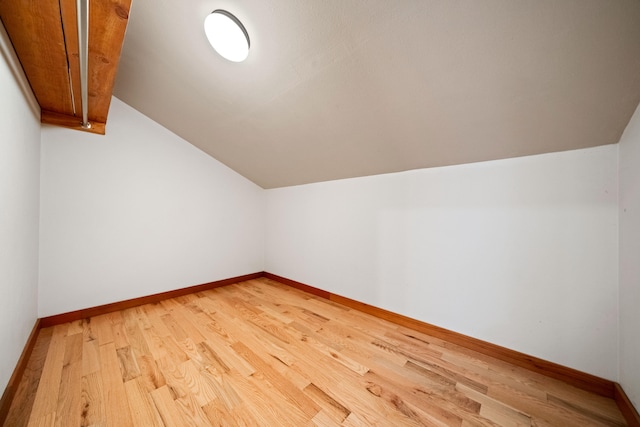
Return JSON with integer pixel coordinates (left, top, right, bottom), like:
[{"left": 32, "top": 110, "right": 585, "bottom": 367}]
[
  {"left": 41, "top": 109, "right": 106, "bottom": 135},
  {"left": 0, "top": 0, "right": 131, "bottom": 135}
]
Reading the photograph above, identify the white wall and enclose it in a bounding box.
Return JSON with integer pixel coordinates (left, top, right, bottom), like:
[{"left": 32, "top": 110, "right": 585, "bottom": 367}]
[
  {"left": 266, "top": 146, "right": 619, "bottom": 379},
  {"left": 0, "top": 24, "right": 41, "bottom": 392},
  {"left": 39, "top": 97, "right": 264, "bottom": 317},
  {"left": 619, "top": 103, "right": 640, "bottom": 409}
]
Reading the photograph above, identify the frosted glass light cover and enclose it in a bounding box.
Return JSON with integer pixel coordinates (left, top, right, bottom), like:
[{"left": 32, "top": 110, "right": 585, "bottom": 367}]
[{"left": 204, "top": 10, "right": 250, "bottom": 62}]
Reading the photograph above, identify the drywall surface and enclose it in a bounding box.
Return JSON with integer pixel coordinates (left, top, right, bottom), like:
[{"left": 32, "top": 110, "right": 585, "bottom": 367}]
[
  {"left": 266, "top": 146, "right": 619, "bottom": 379},
  {"left": 619, "top": 102, "right": 640, "bottom": 409},
  {"left": 39, "top": 97, "right": 264, "bottom": 317},
  {"left": 0, "top": 24, "right": 41, "bottom": 392}
]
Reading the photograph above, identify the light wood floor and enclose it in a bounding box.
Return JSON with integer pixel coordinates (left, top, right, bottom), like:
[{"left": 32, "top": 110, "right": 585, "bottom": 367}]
[{"left": 5, "top": 278, "right": 626, "bottom": 426}]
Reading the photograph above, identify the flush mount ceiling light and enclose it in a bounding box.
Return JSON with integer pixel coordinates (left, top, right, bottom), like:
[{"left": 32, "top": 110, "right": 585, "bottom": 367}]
[{"left": 204, "top": 10, "right": 250, "bottom": 62}]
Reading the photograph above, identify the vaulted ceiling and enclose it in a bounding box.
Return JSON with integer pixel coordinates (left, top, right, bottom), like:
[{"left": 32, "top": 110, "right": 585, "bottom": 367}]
[
  {"left": 113, "top": 0, "right": 640, "bottom": 188},
  {"left": 7, "top": 1, "right": 640, "bottom": 189}
]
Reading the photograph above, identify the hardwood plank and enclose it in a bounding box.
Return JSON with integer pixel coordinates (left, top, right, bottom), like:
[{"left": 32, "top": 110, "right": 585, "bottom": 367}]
[
  {"left": 81, "top": 339, "right": 101, "bottom": 376},
  {"left": 111, "top": 312, "right": 130, "bottom": 349},
  {"left": 11, "top": 278, "right": 637, "bottom": 424},
  {"left": 363, "top": 374, "right": 462, "bottom": 426},
  {"left": 202, "top": 399, "right": 260, "bottom": 426},
  {"left": 456, "top": 383, "right": 533, "bottom": 426},
  {"left": 66, "top": 320, "right": 84, "bottom": 336},
  {"left": 268, "top": 272, "right": 616, "bottom": 398},
  {"left": 174, "top": 360, "right": 218, "bottom": 407},
  {"left": 27, "top": 324, "right": 69, "bottom": 424},
  {"left": 548, "top": 394, "right": 625, "bottom": 426},
  {"left": 161, "top": 299, "right": 206, "bottom": 344},
  {"left": 223, "top": 368, "right": 310, "bottom": 426},
  {"left": 269, "top": 272, "right": 618, "bottom": 400},
  {"left": 80, "top": 371, "right": 106, "bottom": 426},
  {"left": 124, "top": 377, "right": 163, "bottom": 427},
  {"left": 311, "top": 409, "right": 342, "bottom": 427},
  {"left": 116, "top": 346, "right": 141, "bottom": 382},
  {"left": 135, "top": 353, "right": 167, "bottom": 393},
  {"left": 26, "top": 411, "right": 56, "bottom": 427},
  {"left": 81, "top": 318, "right": 97, "bottom": 343},
  {"left": 39, "top": 273, "right": 263, "bottom": 327},
  {"left": 487, "top": 381, "right": 613, "bottom": 427},
  {"left": 201, "top": 339, "right": 255, "bottom": 378},
  {"left": 120, "top": 308, "right": 166, "bottom": 392},
  {"left": 150, "top": 385, "right": 185, "bottom": 426},
  {"left": 54, "top": 333, "right": 83, "bottom": 427},
  {"left": 91, "top": 314, "right": 115, "bottom": 346},
  {"left": 98, "top": 342, "right": 134, "bottom": 427},
  {"left": 303, "top": 383, "right": 350, "bottom": 424},
  {"left": 201, "top": 368, "right": 243, "bottom": 411},
  {"left": 173, "top": 391, "right": 213, "bottom": 427},
  {"left": 230, "top": 341, "right": 320, "bottom": 418},
  {"left": 3, "top": 326, "right": 52, "bottom": 427},
  {"left": 6, "top": 277, "right": 630, "bottom": 426}
]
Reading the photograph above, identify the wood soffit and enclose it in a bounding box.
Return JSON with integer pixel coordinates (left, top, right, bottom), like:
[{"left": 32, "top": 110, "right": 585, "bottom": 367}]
[{"left": 0, "top": 0, "right": 131, "bottom": 135}]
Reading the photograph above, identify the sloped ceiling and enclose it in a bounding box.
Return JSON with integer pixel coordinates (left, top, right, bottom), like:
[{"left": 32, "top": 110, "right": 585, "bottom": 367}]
[{"left": 114, "top": 0, "right": 640, "bottom": 189}]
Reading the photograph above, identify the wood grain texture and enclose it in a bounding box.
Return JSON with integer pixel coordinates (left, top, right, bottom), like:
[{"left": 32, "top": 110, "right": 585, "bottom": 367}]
[
  {"left": 26, "top": 324, "right": 69, "bottom": 424},
  {"left": 5, "top": 278, "right": 628, "bottom": 426},
  {"left": 0, "top": 1, "right": 72, "bottom": 114},
  {"left": 0, "top": 0, "right": 131, "bottom": 133},
  {"left": 41, "top": 110, "right": 106, "bottom": 135},
  {"left": 58, "top": 0, "right": 82, "bottom": 118},
  {"left": 83, "top": 0, "right": 131, "bottom": 124},
  {"left": 265, "top": 272, "right": 615, "bottom": 398},
  {"left": 615, "top": 383, "right": 640, "bottom": 427},
  {"left": 0, "top": 319, "right": 42, "bottom": 426},
  {"left": 264, "top": 272, "right": 331, "bottom": 299},
  {"left": 39, "top": 272, "right": 263, "bottom": 328}
]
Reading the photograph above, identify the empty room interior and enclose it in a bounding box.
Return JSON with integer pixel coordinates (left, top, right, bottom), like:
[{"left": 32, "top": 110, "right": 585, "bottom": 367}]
[{"left": 1, "top": 0, "right": 640, "bottom": 426}]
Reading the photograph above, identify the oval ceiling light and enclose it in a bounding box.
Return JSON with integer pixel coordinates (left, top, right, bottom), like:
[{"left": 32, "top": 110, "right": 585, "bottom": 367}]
[{"left": 204, "top": 10, "right": 250, "bottom": 62}]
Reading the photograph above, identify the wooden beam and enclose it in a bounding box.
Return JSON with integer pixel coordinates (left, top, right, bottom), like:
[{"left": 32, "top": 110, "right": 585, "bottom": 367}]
[
  {"left": 0, "top": 1, "right": 73, "bottom": 114},
  {"left": 41, "top": 110, "right": 105, "bottom": 135},
  {"left": 86, "top": 0, "right": 131, "bottom": 124},
  {"left": 58, "top": 0, "right": 132, "bottom": 125},
  {"left": 1, "top": 0, "right": 132, "bottom": 133},
  {"left": 58, "top": 0, "right": 82, "bottom": 117}
]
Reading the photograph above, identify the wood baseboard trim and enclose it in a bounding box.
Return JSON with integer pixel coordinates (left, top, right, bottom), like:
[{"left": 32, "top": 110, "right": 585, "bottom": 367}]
[
  {"left": 267, "top": 271, "right": 640, "bottom": 423},
  {"left": 0, "top": 318, "right": 41, "bottom": 425},
  {"left": 1, "top": 272, "right": 262, "bottom": 424},
  {"left": 4, "top": 272, "right": 637, "bottom": 425},
  {"left": 263, "top": 272, "right": 616, "bottom": 399},
  {"left": 615, "top": 383, "right": 640, "bottom": 427},
  {"left": 263, "top": 272, "right": 331, "bottom": 299},
  {"left": 40, "top": 272, "right": 263, "bottom": 328}
]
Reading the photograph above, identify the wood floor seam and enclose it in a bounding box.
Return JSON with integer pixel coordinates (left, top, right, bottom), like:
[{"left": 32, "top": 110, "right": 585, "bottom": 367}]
[{"left": 2, "top": 277, "right": 633, "bottom": 426}]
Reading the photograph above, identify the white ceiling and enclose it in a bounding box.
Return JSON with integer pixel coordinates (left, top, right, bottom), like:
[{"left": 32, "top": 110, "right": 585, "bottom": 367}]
[{"left": 113, "top": 0, "right": 640, "bottom": 189}]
